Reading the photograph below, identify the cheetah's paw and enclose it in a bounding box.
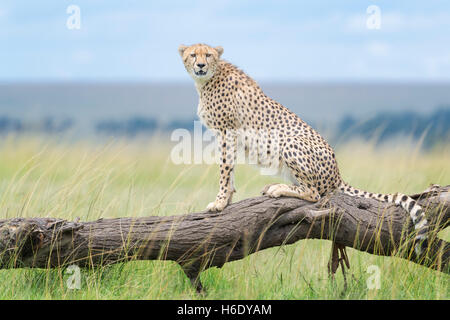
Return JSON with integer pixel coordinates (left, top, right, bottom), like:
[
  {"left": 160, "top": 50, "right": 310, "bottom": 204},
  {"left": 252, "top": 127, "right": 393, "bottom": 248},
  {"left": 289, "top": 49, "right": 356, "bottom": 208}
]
[
  {"left": 262, "top": 184, "right": 284, "bottom": 198},
  {"left": 261, "top": 183, "right": 279, "bottom": 196},
  {"left": 206, "top": 199, "right": 228, "bottom": 212}
]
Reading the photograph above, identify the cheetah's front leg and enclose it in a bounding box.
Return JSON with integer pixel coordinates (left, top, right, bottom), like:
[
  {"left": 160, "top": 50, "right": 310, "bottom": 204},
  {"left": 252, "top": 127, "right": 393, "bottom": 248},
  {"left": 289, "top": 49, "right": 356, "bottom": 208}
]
[{"left": 206, "top": 130, "right": 237, "bottom": 212}]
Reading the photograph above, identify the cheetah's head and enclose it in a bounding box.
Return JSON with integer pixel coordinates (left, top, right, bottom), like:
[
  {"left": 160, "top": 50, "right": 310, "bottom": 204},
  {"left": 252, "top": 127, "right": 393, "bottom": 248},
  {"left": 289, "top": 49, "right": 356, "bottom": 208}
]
[{"left": 178, "top": 44, "right": 223, "bottom": 82}]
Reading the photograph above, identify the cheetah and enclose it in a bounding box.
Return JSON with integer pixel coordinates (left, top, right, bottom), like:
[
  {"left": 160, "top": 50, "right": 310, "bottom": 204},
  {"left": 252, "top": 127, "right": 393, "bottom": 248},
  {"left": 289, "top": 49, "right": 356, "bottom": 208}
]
[{"left": 178, "top": 43, "right": 429, "bottom": 255}]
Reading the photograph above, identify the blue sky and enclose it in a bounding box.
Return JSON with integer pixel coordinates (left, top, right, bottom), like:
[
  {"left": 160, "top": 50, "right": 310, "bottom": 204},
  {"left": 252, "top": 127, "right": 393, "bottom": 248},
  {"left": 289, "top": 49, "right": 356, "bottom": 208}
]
[{"left": 1, "top": 0, "right": 450, "bottom": 82}]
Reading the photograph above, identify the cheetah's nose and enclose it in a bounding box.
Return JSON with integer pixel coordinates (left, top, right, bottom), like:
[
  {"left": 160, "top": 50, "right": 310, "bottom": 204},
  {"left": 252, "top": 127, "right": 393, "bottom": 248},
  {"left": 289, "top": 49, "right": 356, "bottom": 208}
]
[{"left": 197, "top": 63, "right": 206, "bottom": 69}]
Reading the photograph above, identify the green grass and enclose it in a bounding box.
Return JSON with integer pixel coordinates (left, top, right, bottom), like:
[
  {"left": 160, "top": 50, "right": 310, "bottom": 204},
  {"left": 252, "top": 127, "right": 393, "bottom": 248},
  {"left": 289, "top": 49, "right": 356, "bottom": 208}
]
[{"left": 0, "top": 135, "right": 448, "bottom": 299}]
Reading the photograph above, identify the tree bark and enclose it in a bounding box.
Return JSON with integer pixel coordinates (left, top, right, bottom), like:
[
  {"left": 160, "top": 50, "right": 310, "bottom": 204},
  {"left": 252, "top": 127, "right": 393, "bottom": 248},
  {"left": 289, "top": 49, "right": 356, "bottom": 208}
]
[{"left": 0, "top": 184, "right": 448, "bottom": 291}]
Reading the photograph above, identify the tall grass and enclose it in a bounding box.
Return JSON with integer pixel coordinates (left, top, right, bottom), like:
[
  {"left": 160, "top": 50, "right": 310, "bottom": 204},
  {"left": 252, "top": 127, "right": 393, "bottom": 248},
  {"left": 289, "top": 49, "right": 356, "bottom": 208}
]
[{"left": 0, "top": 135, "right": 448, "bottom": 299}]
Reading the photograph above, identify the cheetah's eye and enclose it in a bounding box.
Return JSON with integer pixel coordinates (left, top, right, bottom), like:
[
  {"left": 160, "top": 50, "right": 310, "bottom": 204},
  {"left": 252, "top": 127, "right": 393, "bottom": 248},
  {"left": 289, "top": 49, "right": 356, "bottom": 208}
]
[
  {"left": 205, "top": 53, "right": 211, "bottom": 58},
  {"left": 190, "top": 53, "right": 196, "bottom": 58}
]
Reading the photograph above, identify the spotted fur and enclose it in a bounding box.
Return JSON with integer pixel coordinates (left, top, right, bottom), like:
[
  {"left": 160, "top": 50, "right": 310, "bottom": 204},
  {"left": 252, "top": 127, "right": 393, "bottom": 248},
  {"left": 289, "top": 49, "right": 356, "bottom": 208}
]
[{"left": 179, "top": 43, "right": 429, "bottom": 255}]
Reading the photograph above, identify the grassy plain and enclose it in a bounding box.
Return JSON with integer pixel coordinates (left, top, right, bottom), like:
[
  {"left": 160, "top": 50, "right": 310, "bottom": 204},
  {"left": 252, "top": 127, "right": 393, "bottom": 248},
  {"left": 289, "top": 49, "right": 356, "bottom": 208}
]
[{"left": 0, "top": 136, "right": 448, "bottom": 299}]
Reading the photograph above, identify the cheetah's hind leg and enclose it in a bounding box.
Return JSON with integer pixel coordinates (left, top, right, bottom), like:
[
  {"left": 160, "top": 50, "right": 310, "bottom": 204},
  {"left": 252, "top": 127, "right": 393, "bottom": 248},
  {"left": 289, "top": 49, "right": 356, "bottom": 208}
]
[{"left": 261, "top": 183, "right": 320, "bottom": 202}]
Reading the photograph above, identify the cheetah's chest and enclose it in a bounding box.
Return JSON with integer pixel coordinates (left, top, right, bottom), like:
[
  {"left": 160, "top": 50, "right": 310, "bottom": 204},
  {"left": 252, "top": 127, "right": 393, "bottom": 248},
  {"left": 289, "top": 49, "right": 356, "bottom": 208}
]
[
  {"left": 197, "top": 94, "right": 237, "bottom": 130},
  {"left": 197, "top": 101, "right": 206, "bottom": 123},
  {"left": 197, "top": 99, "right": 216, "bottom": 129}
]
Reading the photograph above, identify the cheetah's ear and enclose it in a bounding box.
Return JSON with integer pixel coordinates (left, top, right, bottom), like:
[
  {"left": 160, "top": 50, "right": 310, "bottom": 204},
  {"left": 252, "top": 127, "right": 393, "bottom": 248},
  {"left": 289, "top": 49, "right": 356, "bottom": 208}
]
[
  {"left": 178, "top": 45, "right": 188, "bottom": 57},
  {"left": 215, "top": 46, "right": 224, "bottom": 58}
]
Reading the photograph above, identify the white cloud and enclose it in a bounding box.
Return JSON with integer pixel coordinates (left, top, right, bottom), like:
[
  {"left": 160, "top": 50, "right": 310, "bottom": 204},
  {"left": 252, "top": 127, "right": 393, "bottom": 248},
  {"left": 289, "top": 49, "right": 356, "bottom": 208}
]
[
  {"left": 346, "top": 13, "right": 366, "bottom": 31},
  {"left": 424, "top": 55, "right": 450, "bottom": 78},
  {"left": 366, "top": 42, "right": 390, "bottom": 57},
  {"left": 71, "top": 50, "right": 94, "bottom": 65},
  {"left": 383, "top": 12, "right": 450, "bottom": 30},
  {"left": 0, "top": 7, "right": 7, "bottom": 18}
]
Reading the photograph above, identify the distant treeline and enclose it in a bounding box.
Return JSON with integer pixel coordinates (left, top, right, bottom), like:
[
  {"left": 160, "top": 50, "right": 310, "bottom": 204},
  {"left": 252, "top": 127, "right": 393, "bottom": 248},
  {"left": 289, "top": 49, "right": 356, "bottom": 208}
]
[
  {"left": 0, "top": 108, "right": 449, "bottom": 145},
  {"left": 0, "top": 117, "right": 73, "bottom": 134},
  {"left": 336, "top": 108, "right": 449, "bottom": 145}
]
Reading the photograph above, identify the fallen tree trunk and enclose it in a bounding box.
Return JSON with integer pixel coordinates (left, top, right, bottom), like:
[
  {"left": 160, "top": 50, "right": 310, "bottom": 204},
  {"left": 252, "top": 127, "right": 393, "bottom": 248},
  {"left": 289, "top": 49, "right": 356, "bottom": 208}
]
[{"left": 0, "top": 184, "right": 449, "bottom": 291}]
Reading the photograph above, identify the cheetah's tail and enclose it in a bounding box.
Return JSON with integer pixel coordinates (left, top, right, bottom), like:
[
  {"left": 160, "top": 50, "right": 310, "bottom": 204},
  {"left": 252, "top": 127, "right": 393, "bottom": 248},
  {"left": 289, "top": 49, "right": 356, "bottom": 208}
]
[{"left": 338, "top": 181, "right": 428, "bottom": 256}]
